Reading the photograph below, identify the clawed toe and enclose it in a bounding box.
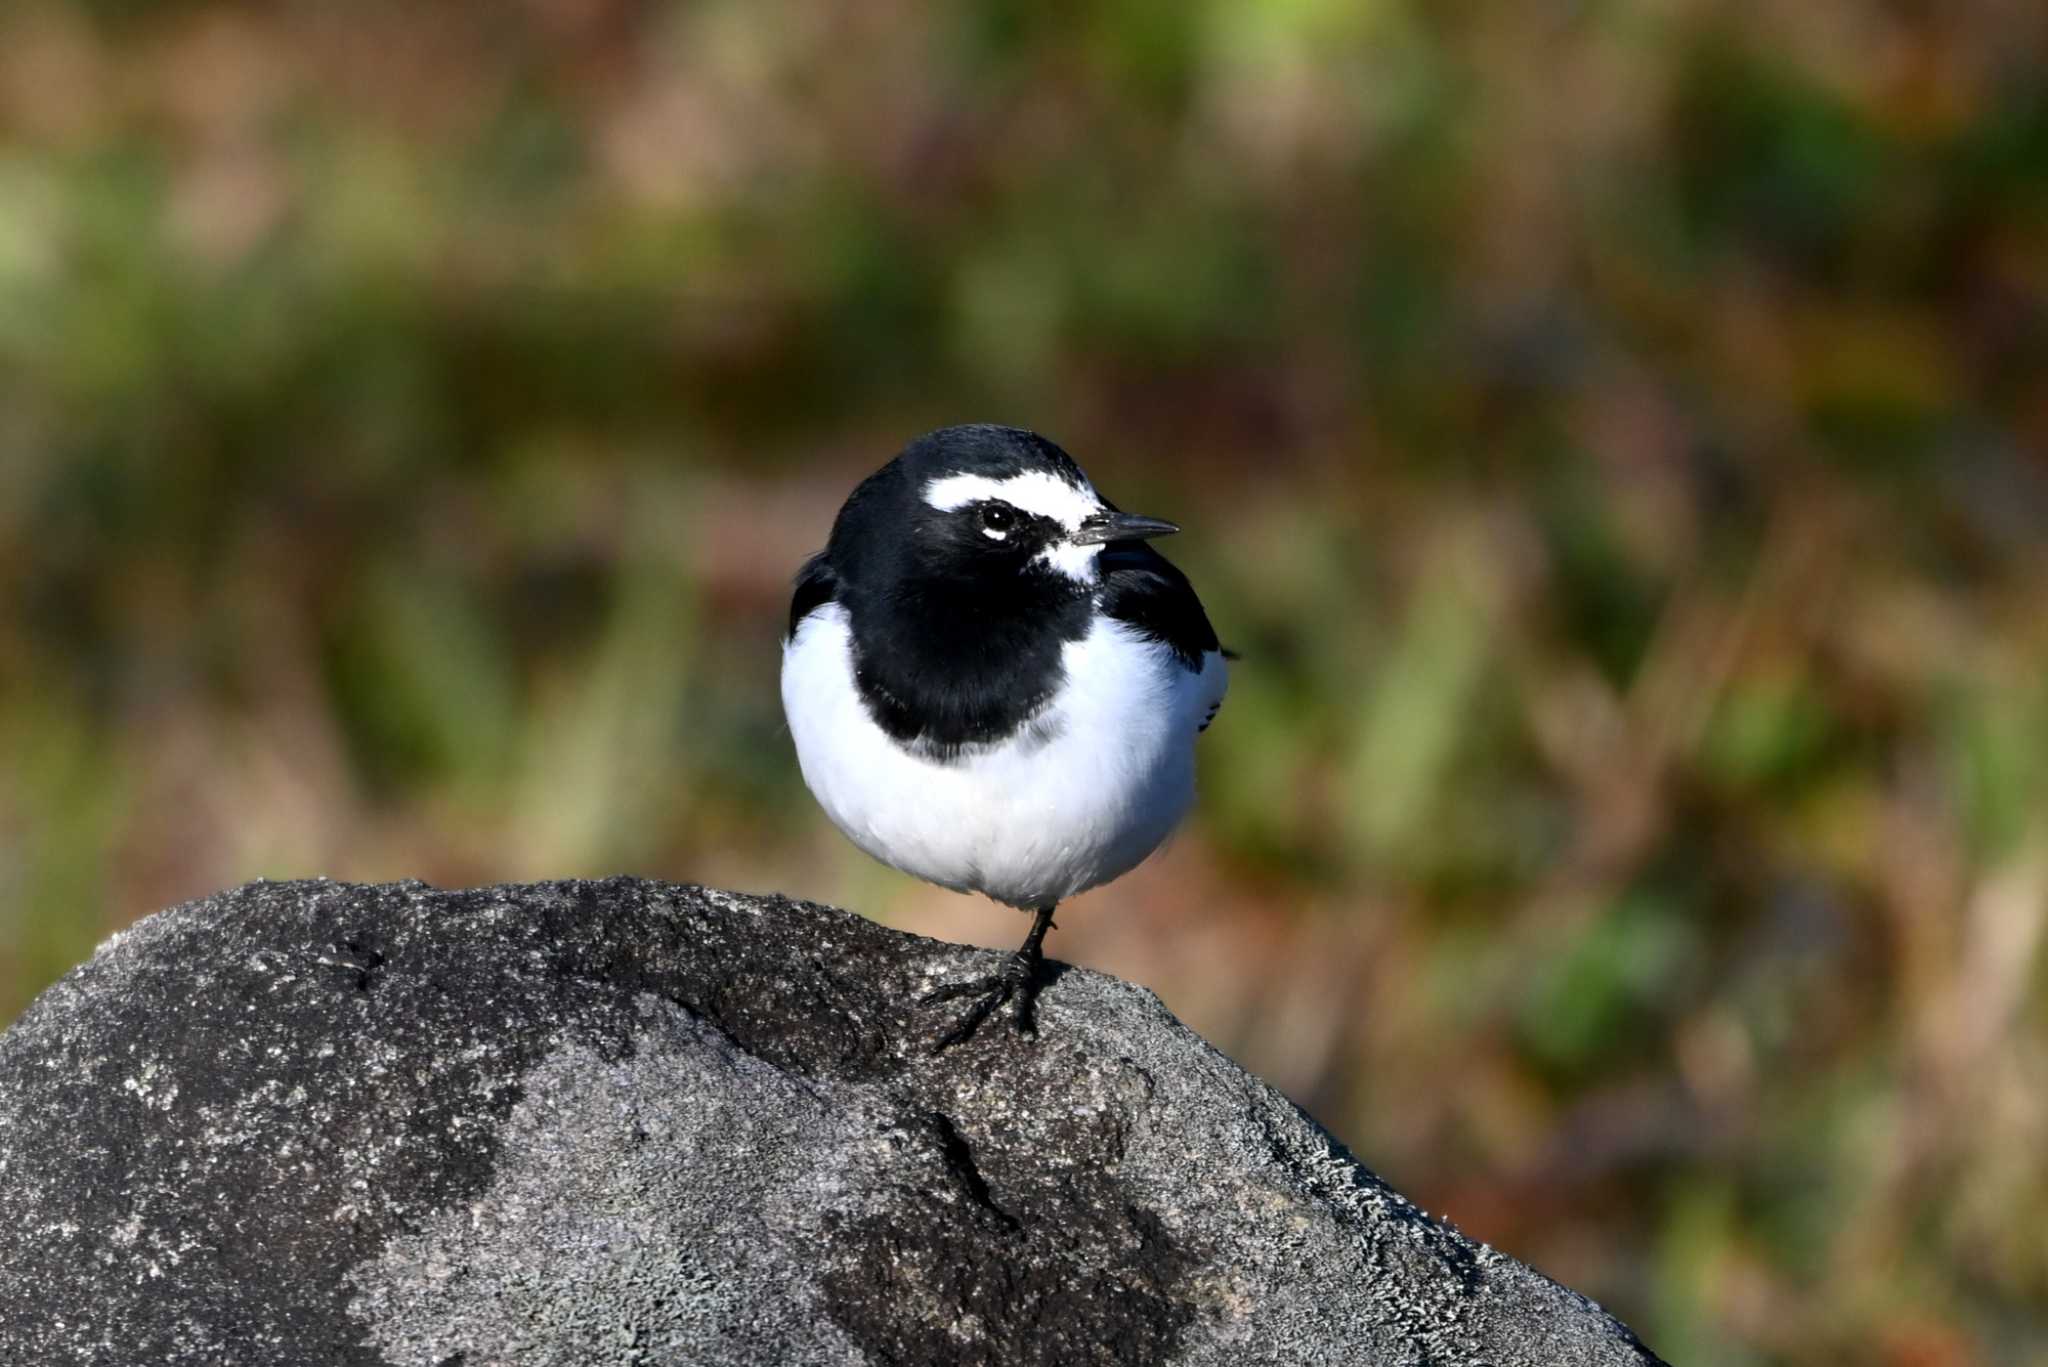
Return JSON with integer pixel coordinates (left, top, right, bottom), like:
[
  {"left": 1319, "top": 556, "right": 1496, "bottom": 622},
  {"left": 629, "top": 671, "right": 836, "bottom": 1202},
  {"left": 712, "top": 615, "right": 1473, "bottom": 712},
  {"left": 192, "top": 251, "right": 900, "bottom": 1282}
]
[
  {"left": 919, "top": 975, "right": 1005, "bottom": 1006},
  {"left": 926, "top": 982, "right": 1013, "bottom": 1054},
  {"left": 922, "top": 959, "right": 1042, "bottom": 1053},
  {"left": 919, "top": 903, "right": 1059, "bottom": 1054}
]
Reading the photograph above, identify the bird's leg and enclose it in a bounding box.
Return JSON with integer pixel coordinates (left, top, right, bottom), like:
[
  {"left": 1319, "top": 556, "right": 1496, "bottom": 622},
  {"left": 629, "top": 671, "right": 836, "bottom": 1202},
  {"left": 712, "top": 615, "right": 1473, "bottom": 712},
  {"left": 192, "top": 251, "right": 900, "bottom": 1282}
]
[{"left": 922, "top": 903, "right": 1058, "bottom": 1053}]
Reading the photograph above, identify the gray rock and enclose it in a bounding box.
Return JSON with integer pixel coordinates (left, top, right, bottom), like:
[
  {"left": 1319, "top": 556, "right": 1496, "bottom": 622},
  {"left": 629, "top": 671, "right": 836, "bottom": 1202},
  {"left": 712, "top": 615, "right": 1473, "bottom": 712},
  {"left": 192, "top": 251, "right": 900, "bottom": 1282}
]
[{"left": 0, "top": 878, "right": 1666, "bottom": 1366}]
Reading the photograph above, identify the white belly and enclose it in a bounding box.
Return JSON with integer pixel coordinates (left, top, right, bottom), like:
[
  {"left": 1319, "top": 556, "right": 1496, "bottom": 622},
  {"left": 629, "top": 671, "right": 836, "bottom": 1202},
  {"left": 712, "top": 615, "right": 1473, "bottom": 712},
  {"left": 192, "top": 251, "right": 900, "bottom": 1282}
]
[{"left": 781, "top": 603, "right": 1226, "bottom": 908}]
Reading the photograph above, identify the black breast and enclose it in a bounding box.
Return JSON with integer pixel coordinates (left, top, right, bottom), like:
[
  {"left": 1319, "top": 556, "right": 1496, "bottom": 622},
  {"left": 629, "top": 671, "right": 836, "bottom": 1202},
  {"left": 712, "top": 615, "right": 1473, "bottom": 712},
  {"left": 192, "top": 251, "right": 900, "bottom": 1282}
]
[
  {"left": 1096, "top": 542, "right": 1218, "bottom": 671},
  {"left": 790, "top": 541, "right": 1213, "bottom": 758},
  {"left": 843, "top": 571, "right": 1092, "bottom": 759}
]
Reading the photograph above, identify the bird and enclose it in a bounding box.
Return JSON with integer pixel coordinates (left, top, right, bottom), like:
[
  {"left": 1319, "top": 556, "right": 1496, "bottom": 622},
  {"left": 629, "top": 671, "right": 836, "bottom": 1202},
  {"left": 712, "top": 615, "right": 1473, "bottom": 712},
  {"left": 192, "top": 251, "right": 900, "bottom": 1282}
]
[{"left": 780, "top": 424, "right": 1227, "bottom": 1050}]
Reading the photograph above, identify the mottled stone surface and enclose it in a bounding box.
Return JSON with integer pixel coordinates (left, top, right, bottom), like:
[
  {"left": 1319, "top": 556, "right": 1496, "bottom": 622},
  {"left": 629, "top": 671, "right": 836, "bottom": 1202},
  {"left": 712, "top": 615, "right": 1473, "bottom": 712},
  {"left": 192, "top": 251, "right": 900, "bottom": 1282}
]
[{"left": 0, "top": 878, "right": 1666, "bottom": 1365}]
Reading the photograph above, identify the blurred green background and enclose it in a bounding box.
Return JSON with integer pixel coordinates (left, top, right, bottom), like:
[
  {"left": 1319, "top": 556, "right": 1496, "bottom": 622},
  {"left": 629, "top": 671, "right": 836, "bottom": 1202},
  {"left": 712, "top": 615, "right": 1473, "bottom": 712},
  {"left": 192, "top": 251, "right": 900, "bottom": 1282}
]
[{"left": 3, "top": 2, "right": 2045, "bottom": 1361}]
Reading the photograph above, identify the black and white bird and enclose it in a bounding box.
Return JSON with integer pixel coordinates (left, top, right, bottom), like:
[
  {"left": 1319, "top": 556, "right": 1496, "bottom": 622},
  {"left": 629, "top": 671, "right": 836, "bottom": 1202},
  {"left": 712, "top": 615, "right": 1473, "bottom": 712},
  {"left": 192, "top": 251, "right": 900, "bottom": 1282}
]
[{"left": 781, "top": 424, "right": 1227, "bottom": 1049}]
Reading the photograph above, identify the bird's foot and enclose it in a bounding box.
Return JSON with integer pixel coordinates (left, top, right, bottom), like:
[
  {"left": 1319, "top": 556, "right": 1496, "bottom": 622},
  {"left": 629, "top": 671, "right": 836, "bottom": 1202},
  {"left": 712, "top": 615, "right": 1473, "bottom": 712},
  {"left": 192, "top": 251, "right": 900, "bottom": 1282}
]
[{"left": 922, "top": 946, "right": 1045, "bottom": 1053}]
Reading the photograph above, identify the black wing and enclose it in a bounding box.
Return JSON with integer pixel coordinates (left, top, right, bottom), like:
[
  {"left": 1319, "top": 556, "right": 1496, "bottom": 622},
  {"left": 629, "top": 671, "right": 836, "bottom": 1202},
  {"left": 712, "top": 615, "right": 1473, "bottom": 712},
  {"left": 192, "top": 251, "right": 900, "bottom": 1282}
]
[
  {"left": 1097, "top": 541, "right": 1219, "bottom": 672},
  {"left": 787, "top": 553, "right": 838, "bottom": 639}
]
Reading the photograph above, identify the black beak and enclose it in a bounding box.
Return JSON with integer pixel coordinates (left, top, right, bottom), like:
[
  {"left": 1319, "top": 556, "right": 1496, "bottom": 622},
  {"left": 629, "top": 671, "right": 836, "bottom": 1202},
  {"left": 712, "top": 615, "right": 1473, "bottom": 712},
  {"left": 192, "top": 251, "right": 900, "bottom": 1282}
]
[{"left": 1071, "top": 511, "right": 1181, "bottom": 546}]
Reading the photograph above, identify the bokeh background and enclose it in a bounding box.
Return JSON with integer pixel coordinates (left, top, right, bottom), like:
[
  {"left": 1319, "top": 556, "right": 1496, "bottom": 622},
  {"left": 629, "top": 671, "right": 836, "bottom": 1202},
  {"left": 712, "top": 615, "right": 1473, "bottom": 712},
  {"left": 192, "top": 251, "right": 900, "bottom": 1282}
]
[{"left": 3, "top": 2, "right": 2046, "bottom": 1361}]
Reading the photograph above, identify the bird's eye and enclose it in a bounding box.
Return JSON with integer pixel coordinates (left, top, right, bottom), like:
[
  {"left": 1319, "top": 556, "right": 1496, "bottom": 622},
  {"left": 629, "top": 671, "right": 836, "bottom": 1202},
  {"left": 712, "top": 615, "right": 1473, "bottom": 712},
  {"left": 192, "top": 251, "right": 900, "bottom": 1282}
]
[{"left": 977, "top": 504, "right": 1016, "bottom": 537}]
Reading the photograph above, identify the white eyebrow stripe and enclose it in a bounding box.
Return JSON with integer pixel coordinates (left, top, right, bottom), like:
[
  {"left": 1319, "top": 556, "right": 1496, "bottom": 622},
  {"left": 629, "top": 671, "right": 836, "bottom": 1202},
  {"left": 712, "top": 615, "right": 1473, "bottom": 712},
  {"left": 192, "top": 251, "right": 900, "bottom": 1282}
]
[{"left": 921, "top": 471, "right": 1102, "bottom": 529}]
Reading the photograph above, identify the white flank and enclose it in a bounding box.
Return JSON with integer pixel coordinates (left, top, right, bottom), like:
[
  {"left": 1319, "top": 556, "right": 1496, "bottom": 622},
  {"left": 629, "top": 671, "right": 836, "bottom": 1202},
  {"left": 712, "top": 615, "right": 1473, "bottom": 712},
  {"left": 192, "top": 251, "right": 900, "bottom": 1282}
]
[{"left": 782, "top": 603, "right": 1228, "bottom": 909}]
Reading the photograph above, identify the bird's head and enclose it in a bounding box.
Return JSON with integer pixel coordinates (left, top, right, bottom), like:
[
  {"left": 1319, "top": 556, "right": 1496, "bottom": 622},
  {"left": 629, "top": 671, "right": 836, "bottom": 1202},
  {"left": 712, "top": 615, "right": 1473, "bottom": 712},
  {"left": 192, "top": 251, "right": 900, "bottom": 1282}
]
[{"left": 837, "top": 425, "right": 1178, "bottom": 593}]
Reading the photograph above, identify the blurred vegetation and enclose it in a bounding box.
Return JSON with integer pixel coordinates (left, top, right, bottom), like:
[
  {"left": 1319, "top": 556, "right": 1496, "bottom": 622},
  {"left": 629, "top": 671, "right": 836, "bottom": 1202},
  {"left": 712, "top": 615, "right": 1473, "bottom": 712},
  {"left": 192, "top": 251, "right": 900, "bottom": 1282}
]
[{"left": 3, "top": 1, "right": 2046, "bottom": 1361}]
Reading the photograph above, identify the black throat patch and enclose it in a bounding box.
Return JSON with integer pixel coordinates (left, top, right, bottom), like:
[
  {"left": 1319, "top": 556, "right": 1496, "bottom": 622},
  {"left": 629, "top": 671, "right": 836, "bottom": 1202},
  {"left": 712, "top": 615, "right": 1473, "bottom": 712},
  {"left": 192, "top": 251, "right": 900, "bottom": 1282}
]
[
  {"left": 800, "top": 426, "right": 1117, "bottom": 761},
  {"left": 845, "top": 568, "right": 1093, "bottom": 761}
]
